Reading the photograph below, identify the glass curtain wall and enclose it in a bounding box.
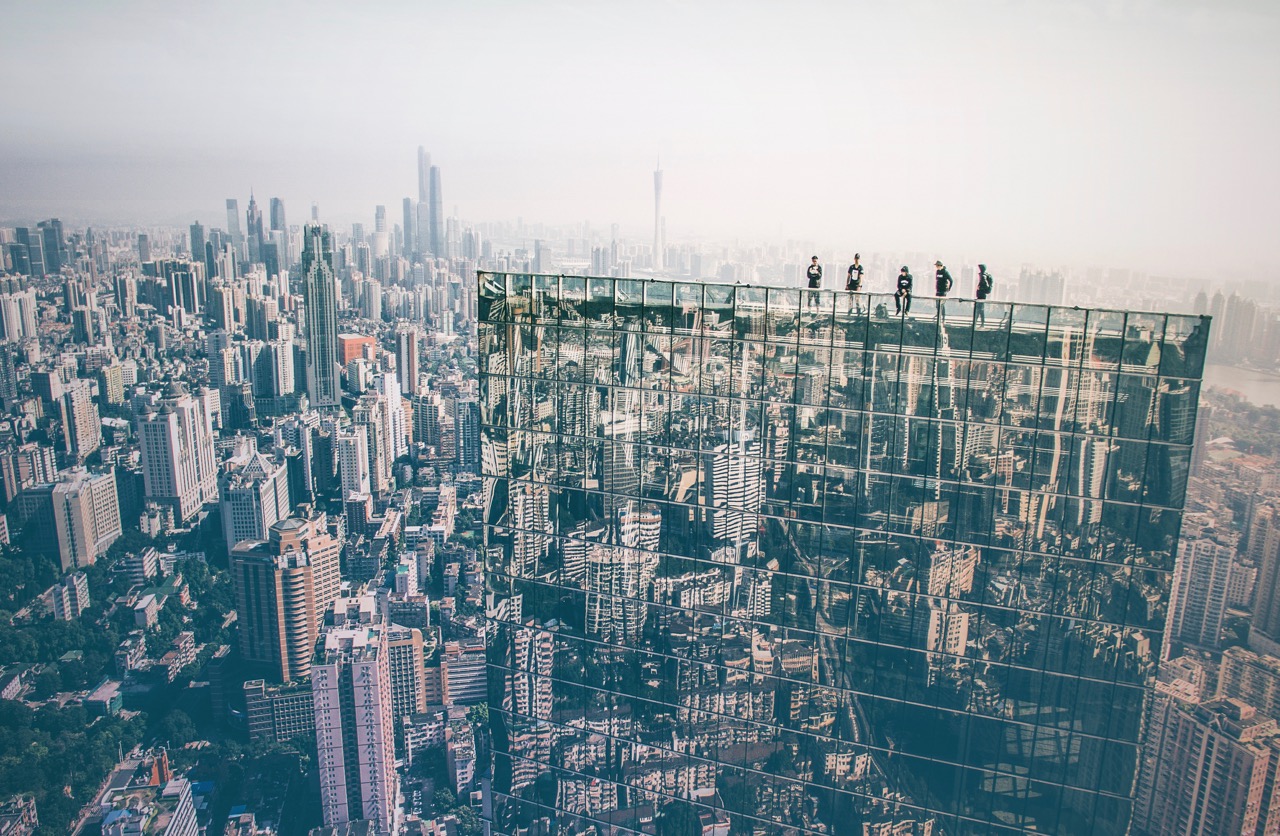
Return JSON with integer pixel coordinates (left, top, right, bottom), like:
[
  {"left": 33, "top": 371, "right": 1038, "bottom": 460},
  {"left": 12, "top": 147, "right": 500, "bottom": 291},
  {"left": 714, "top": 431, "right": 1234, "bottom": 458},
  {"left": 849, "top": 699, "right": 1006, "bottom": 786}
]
[{"left": 480, "top": 272, "right": 1208, "bottom": 836}]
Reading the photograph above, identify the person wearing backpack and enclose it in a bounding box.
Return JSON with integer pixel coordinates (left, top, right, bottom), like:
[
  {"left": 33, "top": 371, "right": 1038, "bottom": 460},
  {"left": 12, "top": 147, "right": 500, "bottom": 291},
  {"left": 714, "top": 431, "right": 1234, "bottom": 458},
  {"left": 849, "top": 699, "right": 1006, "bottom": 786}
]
[{"left": 976, "top": 264, "right": 993, "bottom": 325}]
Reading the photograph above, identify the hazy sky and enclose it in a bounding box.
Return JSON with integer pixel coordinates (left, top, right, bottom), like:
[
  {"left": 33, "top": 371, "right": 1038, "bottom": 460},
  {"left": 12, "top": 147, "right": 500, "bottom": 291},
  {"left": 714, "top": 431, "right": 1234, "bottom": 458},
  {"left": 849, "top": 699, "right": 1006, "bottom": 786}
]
[{"left": 1, "top": 0, "right": 1276, "bottom": 274}]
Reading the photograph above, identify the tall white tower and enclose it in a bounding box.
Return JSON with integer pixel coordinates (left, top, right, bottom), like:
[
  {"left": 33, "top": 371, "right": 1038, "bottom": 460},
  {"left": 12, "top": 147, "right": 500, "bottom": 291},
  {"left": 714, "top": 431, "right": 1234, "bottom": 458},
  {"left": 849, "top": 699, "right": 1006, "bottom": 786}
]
[{"left": 653, "top": 160, "right": 664, "bottom": 272}]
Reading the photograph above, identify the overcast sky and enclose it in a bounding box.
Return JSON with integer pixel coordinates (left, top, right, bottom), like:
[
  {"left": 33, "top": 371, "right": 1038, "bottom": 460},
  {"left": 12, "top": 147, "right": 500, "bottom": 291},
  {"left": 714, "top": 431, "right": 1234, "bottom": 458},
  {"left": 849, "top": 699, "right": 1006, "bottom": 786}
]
[{"left": 1, "top": 0, "right": 1276, "bottom": 274}]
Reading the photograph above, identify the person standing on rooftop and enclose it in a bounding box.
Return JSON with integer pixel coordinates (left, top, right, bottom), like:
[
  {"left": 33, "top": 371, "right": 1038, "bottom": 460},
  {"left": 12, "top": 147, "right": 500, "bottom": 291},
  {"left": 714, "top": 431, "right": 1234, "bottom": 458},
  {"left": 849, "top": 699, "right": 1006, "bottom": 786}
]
[
  {"left": 807, "top": 256, "right": 823, "bottom": 289},
  {"left": 976, "top": 264, "right": 993, "bottom": 325},
  {"left": 846, "top": 254, "right": 864, "bottom": 291},
  {"left": 935, "top": 260, "right": 953, "bottom": 297}
]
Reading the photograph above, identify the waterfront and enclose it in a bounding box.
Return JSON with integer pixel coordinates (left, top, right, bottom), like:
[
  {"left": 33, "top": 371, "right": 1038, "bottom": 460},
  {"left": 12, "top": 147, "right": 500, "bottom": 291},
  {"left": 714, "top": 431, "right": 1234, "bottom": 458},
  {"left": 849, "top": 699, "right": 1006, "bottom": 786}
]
[{"left": 1204, "top": 363, "right": 1280, "bottom": 408}]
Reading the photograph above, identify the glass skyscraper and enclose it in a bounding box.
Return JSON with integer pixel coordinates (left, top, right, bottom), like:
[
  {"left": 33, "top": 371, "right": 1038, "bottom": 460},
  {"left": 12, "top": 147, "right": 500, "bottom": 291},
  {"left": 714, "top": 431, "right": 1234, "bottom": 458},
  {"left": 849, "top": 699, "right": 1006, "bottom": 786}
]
[{"left": 480, "top": 273, "right": 1207, "bottom": 835}]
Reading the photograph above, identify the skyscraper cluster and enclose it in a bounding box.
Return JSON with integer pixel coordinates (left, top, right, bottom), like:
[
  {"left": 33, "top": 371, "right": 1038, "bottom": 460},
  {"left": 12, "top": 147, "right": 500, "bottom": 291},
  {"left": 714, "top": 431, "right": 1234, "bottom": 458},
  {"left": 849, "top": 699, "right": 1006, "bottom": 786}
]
[{"left": 0, "top": 145, "right": 1269, "bottom": 836}]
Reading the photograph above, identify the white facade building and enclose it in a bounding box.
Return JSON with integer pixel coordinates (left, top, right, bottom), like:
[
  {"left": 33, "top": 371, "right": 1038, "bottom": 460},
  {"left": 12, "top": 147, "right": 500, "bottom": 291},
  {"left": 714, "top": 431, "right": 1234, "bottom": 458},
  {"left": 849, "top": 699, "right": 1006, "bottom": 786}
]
[
  {"left": 312, "top": 596, "right": 398, "bottom": 832},
  {"left": 137, "top": 383, "right": 218, "bottom": 524}
]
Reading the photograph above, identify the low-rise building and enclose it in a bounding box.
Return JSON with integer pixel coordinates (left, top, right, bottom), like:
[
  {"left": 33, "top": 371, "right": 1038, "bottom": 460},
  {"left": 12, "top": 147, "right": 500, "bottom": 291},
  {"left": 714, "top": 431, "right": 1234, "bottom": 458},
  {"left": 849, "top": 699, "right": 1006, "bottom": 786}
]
[
  {"left": 402, "top": 709, "right": 448, "bottom": 768},
  {"left": 0, "top": 795, "right": 37, "bottom": 835},
  {"left": 157, "top": 632, "right": 196, "bottom": 683},
  {"left": 75, "top": 750, "right": 197, "bottom": 836},
  {"left": 116, "top": 632, "right": 147, "bottom": 674},
  {"left": 134, "top": 594, "right": 159, "bottom": 629},
  {"left": 242, "top": 679, "right": 315, "bottom": 744},
  {"left": 51, "top": 572, "right": 90, "bottom": 620},
  {"left": 444, "top": 712, "right": 475, "bottom": 794},
  {"left": 86, "top": 680, "right": 123, "bottom": 717}
]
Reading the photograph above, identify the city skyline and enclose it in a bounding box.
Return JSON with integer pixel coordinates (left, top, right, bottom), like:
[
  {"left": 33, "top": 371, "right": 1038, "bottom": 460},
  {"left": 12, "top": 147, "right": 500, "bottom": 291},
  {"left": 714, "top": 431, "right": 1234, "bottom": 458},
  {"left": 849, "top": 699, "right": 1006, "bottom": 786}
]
[
  {"left": 1, "top": 1, "right": 1277, "bottom": 275},
  {"left": 0, "top": 2, "right": 1278, "bottom": 833}
]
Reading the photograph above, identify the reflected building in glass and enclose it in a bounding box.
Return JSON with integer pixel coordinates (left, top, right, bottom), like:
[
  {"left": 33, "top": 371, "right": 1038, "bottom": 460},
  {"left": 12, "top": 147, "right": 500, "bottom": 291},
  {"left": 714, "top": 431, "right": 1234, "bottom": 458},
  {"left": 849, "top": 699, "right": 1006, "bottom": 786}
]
[{"left": 479, "top": 273, "right": 1208, "bottom": 835}]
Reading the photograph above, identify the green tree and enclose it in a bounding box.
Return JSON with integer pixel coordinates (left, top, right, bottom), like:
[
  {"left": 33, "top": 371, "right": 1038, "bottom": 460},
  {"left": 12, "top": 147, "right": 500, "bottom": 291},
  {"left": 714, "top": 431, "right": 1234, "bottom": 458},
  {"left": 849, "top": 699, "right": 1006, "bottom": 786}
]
[
  {"left": 432, "top": 787, "right": 457, "bottom": 814},
  {"left": 156, "top": 709, "right": 197, "bottom": 748}
]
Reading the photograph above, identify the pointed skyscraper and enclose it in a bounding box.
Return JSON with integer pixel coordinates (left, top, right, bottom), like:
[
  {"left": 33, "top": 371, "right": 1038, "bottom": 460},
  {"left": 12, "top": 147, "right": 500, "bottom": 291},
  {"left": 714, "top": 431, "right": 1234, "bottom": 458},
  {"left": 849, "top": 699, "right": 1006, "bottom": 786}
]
[
  {"left": 246, "top": 192, "right": 264, "bottom": 264},
  {"left": 302, "top": 225, "right": 340, "bottom": 409}
]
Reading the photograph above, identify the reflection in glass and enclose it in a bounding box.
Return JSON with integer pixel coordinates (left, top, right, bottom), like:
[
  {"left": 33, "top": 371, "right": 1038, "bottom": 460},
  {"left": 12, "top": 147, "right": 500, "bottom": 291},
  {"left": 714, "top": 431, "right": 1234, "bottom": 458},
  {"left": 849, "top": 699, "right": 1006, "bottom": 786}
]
[{"left": 480, "top": 274, "right": 1207, "bottom": 836}]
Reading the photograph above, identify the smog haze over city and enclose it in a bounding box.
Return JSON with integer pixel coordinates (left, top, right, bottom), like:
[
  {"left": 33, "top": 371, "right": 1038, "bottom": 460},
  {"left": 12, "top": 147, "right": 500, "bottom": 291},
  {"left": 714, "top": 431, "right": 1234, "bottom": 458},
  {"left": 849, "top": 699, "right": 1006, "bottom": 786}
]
[
  {"left": 1, "top": 0, "right": 1277, "bottom": 274},
  {"left": 3, "top": 2, "right": 1280, "bottom": 836}
]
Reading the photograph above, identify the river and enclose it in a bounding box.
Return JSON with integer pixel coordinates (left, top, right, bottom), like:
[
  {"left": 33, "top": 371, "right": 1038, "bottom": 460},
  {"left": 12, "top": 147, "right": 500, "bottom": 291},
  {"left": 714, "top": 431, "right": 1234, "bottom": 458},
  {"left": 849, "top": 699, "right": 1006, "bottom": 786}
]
[{"left": 1203, "top": 363, "right": 1280, "bottom": 408}]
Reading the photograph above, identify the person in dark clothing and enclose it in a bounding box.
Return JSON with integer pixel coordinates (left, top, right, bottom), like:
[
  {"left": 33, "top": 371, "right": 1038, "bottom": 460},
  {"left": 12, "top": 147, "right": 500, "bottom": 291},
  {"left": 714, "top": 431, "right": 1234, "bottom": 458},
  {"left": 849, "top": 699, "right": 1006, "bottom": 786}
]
[
  {"left": 846, "top": 254, "right": 864, "bottom": 291},
  {"left": 807, "top": 256, "right": 823, "bottom": 289},
  {"left": 934, "top": 260, "right": 953, "bottom": 297},
  {"left": 895, "top": 266, "right": 912, "bottom": 315},
  {"left": 976, "top": 263, "right": 993, "bottom": 325}
]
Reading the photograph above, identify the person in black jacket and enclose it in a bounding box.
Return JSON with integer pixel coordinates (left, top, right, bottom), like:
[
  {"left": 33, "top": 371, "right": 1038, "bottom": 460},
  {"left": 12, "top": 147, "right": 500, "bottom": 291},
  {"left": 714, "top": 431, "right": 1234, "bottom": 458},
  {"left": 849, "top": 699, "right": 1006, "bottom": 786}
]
[
  {"left": 976, "top": 264, "right": 993, "bottom": 324},
  {"left": 895, "top": 266, "right": 912, "bottom": 315},
  {"left": 807, "top": 256, "right": 822, "bottom": 289},
  {"left": 846, "top": 254, "right": 864, "bottom": 291},
  {"left": 934, "top": 260, "right": 953, "bottom": 297}
]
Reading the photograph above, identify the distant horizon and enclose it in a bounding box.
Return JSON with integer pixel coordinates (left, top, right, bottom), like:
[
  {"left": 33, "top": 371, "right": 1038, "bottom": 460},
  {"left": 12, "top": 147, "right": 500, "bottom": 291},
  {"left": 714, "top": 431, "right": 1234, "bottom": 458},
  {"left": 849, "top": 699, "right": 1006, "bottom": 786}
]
[
  {"left": 0, "top": 185, "right": 1262, "bottom": 286},
  {"left": 2, "top": 1, "right": 1276, "bottom": 278}
]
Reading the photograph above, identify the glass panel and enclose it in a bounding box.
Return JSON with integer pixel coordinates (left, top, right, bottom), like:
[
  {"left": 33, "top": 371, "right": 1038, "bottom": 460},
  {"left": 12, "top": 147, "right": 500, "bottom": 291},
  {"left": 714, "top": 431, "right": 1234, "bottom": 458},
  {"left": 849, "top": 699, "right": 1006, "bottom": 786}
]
[{"left": 480, "top": 273, "right": 1201, "bottom": 836}]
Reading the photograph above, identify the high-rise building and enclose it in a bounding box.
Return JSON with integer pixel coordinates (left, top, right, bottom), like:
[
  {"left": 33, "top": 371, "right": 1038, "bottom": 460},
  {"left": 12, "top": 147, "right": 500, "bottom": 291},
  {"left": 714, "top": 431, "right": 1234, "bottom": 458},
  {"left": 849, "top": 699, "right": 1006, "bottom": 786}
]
[
  {"left": 12, "top": 469, "right": 121, "bottom": 571},
  {"left": 38, "top": 219, "right": 65, "bottom": 274},
  {"left": 0, "top": 288, "right": 38, "bottom": 342},
  {"left": 373, "top": 370, "right": 408, "bottom": 462},
  {"left": 269, "top": 197, "right": 287, "bottom": 232},
  {"left": 1133, "top": 696, "right": 1280, "bottom": 836},
  {"left": 480, "top": 273, "right": 1208, "bottom": 835},
  {"left": 0, "top": 351, "right": 20, "bottom": 408},
  {"left": 60, "top": 378, "right": 101, "bottom": 462},
  {"left": 386, "top": 624, "right": 427, "bottom": 754},
  {"left": 136, "top": 383, "right": 219, "bottom": 524},
  {"left": 336, "top": 427, "right": 371, "bottom": 498},
  {"left": 231, "top": 512, "right": 342, "bottom": 683},
  {"left": 1219, "top": 646, "right": 1280, "bottom": 720},
  {"left": 1251, "top": 502, "right": 1280, "bottom": 656},
  {"left": 189, "top": 221, "right": 206, "bottom": 261},
  {"left": 395, "top": 324, "right": 420, "bottom": 396},
  {"left": 0, "top": 442, "right": 58, "bottom": 503},
  {"left": 98, "top": 362, "right": 125, "bottom": 406},
  {"left": 352, "top": 397, "right": 391, "bottom": 495},
  {"left": 302, "top": 225, "right": 341, "bottom": 409},
  {"left": 454, "top": 398, "right": 480, "bottom": 473},
  {"left": 428, "top": 165, "right": 443, "bottom": 257},
  {"left": 312, "top": 595, "right": 398, "bottom": 832},
  {"left": 114, "top": 275, "right": 138, "bottom": 319},
  {"left": 402, "top": 197, "right": 416, "bottom": 258},
  {"left": 14, "top": 228, "right": 45, "bottom": 276},
  {"left": 226, "top": 198, "right": 244, "bottom": 263},
  {"left": 417, "top": 146, "right": 430, "bottom": 204},
  {"left": 220, "top": 448, "right": 293, "bottom": 555},
  {"left": 1166, "top": 513, "right": 1234, "bottom": 654},
  {"left": 246, "top": 192, "right": 264, "bottom": 264}
]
